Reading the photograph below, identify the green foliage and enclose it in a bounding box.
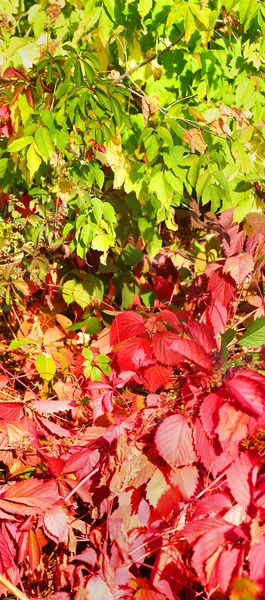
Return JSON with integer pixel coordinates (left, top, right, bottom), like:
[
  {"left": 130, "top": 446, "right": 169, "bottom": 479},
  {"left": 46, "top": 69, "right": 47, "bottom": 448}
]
[{"left": 1, "top": 0, "right": 265, "bottom": 284}]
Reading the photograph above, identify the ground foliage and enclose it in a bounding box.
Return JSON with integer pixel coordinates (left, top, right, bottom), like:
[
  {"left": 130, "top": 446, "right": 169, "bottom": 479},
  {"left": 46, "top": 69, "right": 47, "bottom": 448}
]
[{"left": 1, "top": 0, "right": 265, "bottom": 598}]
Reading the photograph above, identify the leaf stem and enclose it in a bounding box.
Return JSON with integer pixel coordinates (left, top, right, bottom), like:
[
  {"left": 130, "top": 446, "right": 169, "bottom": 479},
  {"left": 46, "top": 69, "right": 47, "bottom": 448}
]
[
  {"left": 111, "top": 32, "right": 184, "bottom": 85},
  {"left": 0, "top": 574, "right": 31, "bottom": 600}
]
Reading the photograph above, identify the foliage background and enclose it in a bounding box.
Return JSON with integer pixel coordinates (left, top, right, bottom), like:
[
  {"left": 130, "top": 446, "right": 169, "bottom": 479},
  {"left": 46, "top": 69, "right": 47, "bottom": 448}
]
[{"left": 0, "top": 0, "right": 265, "bottom": 599}]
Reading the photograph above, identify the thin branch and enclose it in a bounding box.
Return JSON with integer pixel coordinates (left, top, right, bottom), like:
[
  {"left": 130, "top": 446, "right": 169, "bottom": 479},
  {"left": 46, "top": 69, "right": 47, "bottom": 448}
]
[
  {"left": 111, "top": 32, "right": 185, "bottom": 85},
  {"left": 0, "top": 574, "right": 31, "bottom": 600}
]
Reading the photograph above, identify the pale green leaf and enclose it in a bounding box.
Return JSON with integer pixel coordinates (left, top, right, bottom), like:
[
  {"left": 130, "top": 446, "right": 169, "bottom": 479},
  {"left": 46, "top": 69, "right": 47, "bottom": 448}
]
[
  {"left": 8, "top": 136, "right": 34, "bottom": 152},
  {"left": 238, "top": 317, "right": 265, "bottom": 347},
  {"left": 35, "top": 353, "right": 56, "bottom": 382}
]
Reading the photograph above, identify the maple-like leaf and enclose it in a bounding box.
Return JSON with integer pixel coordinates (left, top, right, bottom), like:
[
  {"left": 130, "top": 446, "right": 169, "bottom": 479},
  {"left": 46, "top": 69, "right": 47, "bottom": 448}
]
[
  {"left": 226, "top": 450, "right": 259, "bottom": 509},
  {"left": 110, "top": 312, "right": 146, "bottom": 345},
  {"left": 224, "top": 253, "right": 254, "bottom": 285},
  {"left": 142, "top": 364, "right": 172, "bottom": 392},
  {"left": 155, "top": 414, "right": 196, "bottom": 468},
  {"left": 207, "top": 267, "right": 236, "bottom": 305},
  {"left": 43, "top": 506, "right": 68, "bottom": 543},
  {"left": 168, "top": 337, "right": 212, "bottom": 373}
]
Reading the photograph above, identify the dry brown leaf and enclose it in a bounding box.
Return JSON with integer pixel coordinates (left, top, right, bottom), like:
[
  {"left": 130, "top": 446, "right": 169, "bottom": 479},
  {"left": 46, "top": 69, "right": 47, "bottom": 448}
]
[
  {"left": 183, "top": 128, "right": 207, "bottom": 153},
  {"left": 142, "top": 93, "right": 160, "bottom": 123}
]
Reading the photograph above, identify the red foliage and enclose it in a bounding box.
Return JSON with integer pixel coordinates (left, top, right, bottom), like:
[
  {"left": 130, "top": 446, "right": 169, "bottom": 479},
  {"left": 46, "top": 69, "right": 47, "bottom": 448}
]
[{"left": 1, "top": 208, "right": 265, "bottom": 599}]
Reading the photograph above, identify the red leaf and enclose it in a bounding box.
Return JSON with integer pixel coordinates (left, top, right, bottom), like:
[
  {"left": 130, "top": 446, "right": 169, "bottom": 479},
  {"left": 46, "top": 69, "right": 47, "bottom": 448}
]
[
  {"left": 36, "top": 415, "right": 72, "bottom": 437},
  {"left": 32, "top": 400, "right": 71, "bottom": 413},
  {"left": 216, "top": 404, "right": 249, "bottom": 452},
  {"left": 0, "top": 479, "right": 60, "bottom": 515},
  {"left": 226, "top": 450, "right": 259, "bottom": 508},
  {"left": 169, "top": 465, "right": 198, "bottom": 499},
  {"left": 224, "top": 253, "right": 254, "bottom": 285},
  {"left": 43, "top": 506, "right": 68, "bottom": 543},
  {"left": 0, "top": 531, "right": 14, "bottom": 573},
  {"left": 182, "top": 320, "right": 217, "bottom": 353},
  {"left": 224, "top": 371, "right": 265, "bottom": 417},
  {"left": 200, "top": 389, "right": 227, "bottom": 438},
  {"left": 117, "top": 337, "right": 152, "bottom": 371},
  {"left": 155, "top": 309, "right": 180, "bottom": 330},
  {"left": 195, "top": 419, "right": 234, "bottom": 477},
  {"left": 204, "top": 299, "right": 228, "bottom": 336},
  {"left": 222, "top": 224, "right": 246, "bottom": 257},
  {"left": 155, "top": 414, "right": 196, "bottom": 468},
  {"left": 207, "top": 267, "right": 236, "bottom": 305},
  {"left": 168, "top": 337, "right": 212, "bottom": 373},
  {"left": 110, "top": 312, "right": 146, "bottom": 345},
  {"left": 3, "top": 67, "right": 28, "bottom": 81},
  {"left": 192, "top": 492, "right": 232, "bottom": 519},
  {"left": 142, "top": 364, "right": 172, "bottom": 392},
  {"left": 62, "top": 449, "right": 100, "bottom": 476},
  {"left": 152, "top": 331, "right": 183, "bottom": 366},
  {"left": 0, "top": 403, "right": 23, "bottom": 421},
  {"left": 216, "top": 547, "right": 243, "bottom": 593},
  {"left": 184, "top": 515, "right": 232, "bottom": 543},
  {"left": 249, "top": 541, "right": 265, "bottom": 596}
]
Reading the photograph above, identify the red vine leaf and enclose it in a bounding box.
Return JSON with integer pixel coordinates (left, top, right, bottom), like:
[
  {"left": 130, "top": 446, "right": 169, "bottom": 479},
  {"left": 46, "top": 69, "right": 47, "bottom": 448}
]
[{"left": 155, "top": 414, "right": 196, "bottom": 468}]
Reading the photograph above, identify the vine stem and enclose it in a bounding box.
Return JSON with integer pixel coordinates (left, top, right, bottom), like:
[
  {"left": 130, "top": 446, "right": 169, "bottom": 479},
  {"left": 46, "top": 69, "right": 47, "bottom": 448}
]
[
  {"left": 0, "top": 574, "right": 31, "bottom": 600},
  {"left": 111, "top": 32, "right": 184, "bottom": 85}
]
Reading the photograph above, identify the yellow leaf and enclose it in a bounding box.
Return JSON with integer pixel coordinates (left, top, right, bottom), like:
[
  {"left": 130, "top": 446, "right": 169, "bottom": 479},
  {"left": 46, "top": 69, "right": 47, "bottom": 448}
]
[
  {"left": 95, "top": 137, "right": 129, "bottom": 188},
  {"left": 27, "top": 142, "right": 42, "bottom": 179}
]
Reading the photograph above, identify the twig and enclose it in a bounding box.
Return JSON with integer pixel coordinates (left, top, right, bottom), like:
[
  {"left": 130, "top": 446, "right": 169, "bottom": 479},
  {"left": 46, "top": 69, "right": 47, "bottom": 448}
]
[
  {"left": 111, "top": 32, "right": 185, "bottom": 85},
  {"left": 0, "top": 574, "right": 31, "bottom": 600}
]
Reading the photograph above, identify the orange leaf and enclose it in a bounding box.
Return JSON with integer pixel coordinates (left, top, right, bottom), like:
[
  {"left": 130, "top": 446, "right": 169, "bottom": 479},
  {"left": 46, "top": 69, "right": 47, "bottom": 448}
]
[{"left": 183, "top": 128, "right": 207, "bottom": 153}]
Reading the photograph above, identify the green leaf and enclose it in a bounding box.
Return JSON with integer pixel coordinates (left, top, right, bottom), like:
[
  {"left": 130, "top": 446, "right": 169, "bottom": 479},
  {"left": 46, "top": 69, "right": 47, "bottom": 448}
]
[
  {"left": 8, "top": 136, "right": 34, "bottom": 152},
  {"left": 91, "top": 366, "right": 103, "bottom": 381},
  {"left": 62, "top": 278, "right": 76, "bottom": 305},
  {"left": 74, "top": 279, "right": 95, "bottom": 309},
  {"left": 122, "top": 244, "right": 143, "bottom": 265},
  {"left": 238, "top": 317, "right": 265, "bottom": 347},
  {"left": 34, "top": 127, "right": 54, "bottom": 161},
  {"left": 0, "top": 158, "right": 8, "bottom": 179},
  {"left": 35, "top": 353, "right": 56, "bottom": 382},
  {"left": 74, "top": 61, "right": 83, "bottom": 86},
  {"left": 139, "top": 0, "right": 153, "bottom": 19},
  {"left": 111, "top": 97, "right": 123, "bottom": 128},
  {"left": 239, "top": 0, "right": 258, "bottom": 28},
  {"left": 85, "top": 317, "right": 102, "bottom": 334},
  {"left": 83, "top": 60, "right": 94, "bottom": 84},
  {"left": 82, "top": 347, "right": 93, "bottom": 361},
  {"left": 9, "top": 338, "right": 39, "bottom": 348}
]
